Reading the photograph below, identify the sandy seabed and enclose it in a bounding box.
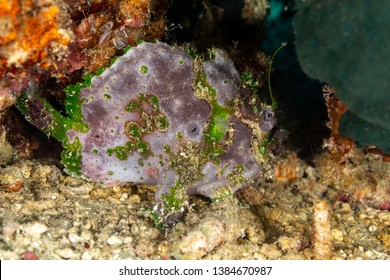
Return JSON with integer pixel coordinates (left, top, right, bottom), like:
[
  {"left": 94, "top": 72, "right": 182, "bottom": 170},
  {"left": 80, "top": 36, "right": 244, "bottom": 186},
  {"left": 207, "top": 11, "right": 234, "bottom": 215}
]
[{"left": 0, "top": 148, "right": 389, "bottom": 260}]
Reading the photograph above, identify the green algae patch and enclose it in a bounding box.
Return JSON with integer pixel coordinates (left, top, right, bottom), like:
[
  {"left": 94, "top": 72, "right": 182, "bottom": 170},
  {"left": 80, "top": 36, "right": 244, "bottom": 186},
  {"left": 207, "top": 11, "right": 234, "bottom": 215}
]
[
  {"left": 136, "top": 141, "right": 151, "bottom": 155},
  {"left": 122, "top": 93, "right": 169, "bottom": 158},
  {"left": 123, "top": 94, "right": 169, "bottom": 145},
  {"left": 140, "top": 65, "right": 149, "bottom": 74},
  {"left": 150, "top": 95, "right": 159, "bottom": 105},
  {"left": 103, "top": 94, "right": 112, "bottom": 100},
  {"left": 206, "top": 101, "right": 231, "bottom": 143},
  {"left": 241, "top": 70, "right": 261, "bottom": 93},
  {"left": 193, "top": 60, "right": 231, "bottom": 146},
  {"left": 155, "top": 115, "right": 169, "bottom": 132},
  {"left": 125, "top": 122, "right": 143, "bottom": 141},
  {"left": 107, "top": 146, "right": 129, "bottom": 160},
  {"left": 106, "top": 139, "right": 151, "bottom": 161},
  {"left": 162, "top": 182, "right": 186, "bottom": 212},
  {"left": 183, "top": 44, "right": 198, "bottom": 59},
  {"left": 125, "top": 100, "right": 140, "bottom": 112},
  {"left": 61, "top": 137, "right": 83, "bottom": 176}
]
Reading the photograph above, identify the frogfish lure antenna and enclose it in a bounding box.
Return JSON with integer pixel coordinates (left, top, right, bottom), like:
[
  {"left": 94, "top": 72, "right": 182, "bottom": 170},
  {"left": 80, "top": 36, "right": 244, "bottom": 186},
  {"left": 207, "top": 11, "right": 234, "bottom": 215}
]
[{"left": 267, "top": 42, "right": 287, "bottom": 110}]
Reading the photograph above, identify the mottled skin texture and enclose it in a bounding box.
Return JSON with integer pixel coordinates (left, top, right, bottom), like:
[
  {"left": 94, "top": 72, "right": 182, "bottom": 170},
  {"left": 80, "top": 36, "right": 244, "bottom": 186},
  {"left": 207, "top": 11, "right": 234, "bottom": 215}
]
[
  {"left": 19, "top": 42, "right": 281, "bottom": 224},
  {"left": 67, "top": 43, "right": 209, "bottom": 185}
]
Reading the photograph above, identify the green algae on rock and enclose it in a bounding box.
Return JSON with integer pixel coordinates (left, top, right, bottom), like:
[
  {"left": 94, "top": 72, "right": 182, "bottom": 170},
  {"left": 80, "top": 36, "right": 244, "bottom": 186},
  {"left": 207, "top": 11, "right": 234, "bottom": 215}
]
[{"left": 17, "top": 42, "right": 284, "bottom": 224}]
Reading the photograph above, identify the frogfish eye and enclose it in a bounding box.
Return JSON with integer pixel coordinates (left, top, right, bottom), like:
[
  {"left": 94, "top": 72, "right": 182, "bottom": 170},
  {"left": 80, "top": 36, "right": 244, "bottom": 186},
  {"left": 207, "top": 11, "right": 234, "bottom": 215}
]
[
  {"left": 259, "top": 108, "right": 277, "bottom": 133},
  {"left": 263, "top": 110, "right": 275, "bottom": 121}
]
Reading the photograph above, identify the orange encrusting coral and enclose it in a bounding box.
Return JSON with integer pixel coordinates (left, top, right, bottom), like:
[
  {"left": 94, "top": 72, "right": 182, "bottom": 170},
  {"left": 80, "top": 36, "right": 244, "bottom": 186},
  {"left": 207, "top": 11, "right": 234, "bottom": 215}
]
[
  {"left": 0, "top": 1, "right": 71, "bottom": 72},
  {"left": 18, "top": 6, "right": 70, "bottom": 68},
  {"left": 0, "top": 57, "right": 7, "bottom": 78},
  {"left": 0, "top": 0, "right": 20, "bottom": 45}
]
